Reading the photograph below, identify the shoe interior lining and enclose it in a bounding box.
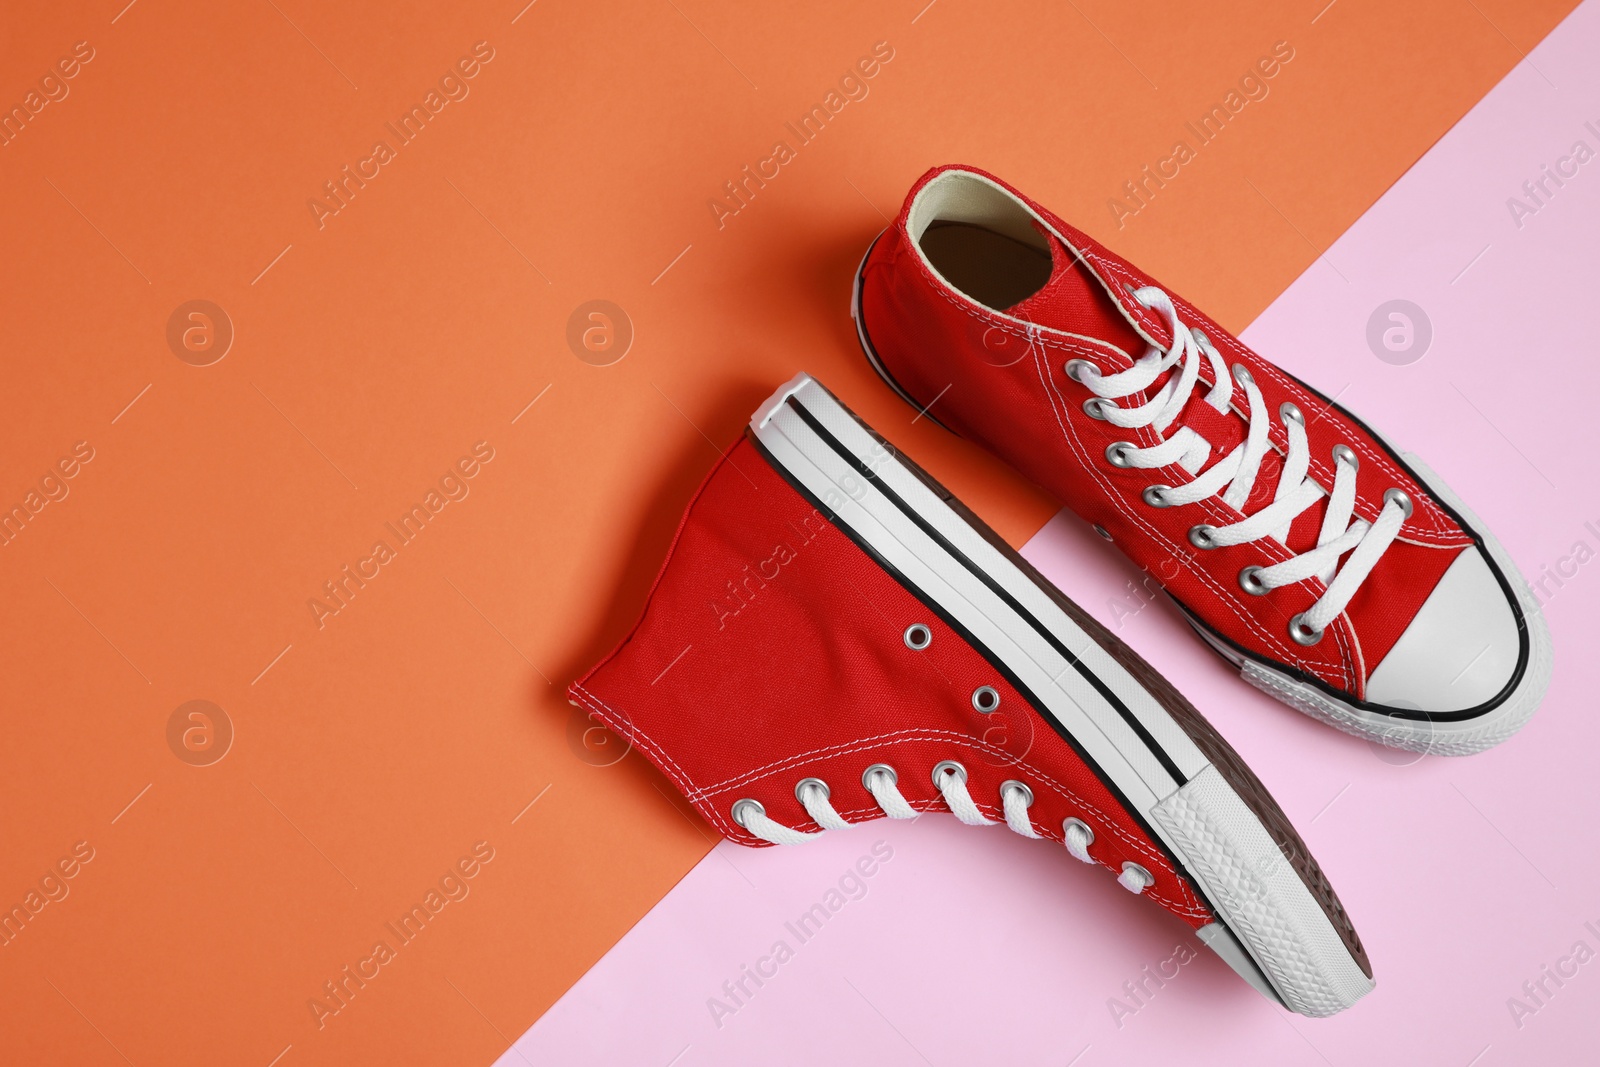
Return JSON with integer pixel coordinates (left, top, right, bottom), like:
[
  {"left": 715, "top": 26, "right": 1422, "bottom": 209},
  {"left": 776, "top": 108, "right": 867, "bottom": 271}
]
[
  {"left": 920, "top": 222, "right": 1053, "bottom": 311},
  {"left": 908, "top": 172, "right": 1053, "bottom": 311}
]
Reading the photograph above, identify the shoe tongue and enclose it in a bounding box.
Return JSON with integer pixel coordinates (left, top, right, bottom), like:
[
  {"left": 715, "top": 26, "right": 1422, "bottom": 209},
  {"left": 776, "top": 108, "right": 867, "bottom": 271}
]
[
  {"left": 1005, "top": 227, "right": 1335, "bottom": 556},
  {"left": 1012, "top": 227, "right": 1289, "bottom": 490},
  {"left": 1005, "top": 225, "right": 1247, "bottom": 462},
  {"left": 1004, "top": 224, "right": 1147, "bottom": 362}
]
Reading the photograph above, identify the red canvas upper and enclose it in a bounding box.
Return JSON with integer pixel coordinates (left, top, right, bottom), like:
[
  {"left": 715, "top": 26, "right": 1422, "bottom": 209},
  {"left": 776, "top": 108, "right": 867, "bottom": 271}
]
[
  {"left": 571, "top": 437, "right": 1213, "bottom": 929},
  {"left": 859, "top": 164, "right": 1473, "bottom": 700}
]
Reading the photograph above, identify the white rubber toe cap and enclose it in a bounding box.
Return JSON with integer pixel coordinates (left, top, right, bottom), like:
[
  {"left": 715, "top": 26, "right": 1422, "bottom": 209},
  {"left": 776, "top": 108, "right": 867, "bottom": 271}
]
[{"left": 1365, "top": 547, "right": 1521, "bottom": 714}]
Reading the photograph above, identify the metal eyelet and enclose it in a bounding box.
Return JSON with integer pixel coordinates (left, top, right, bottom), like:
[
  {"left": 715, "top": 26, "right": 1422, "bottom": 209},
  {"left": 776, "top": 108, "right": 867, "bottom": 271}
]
[
  {"left": 1091, "top": 524, "right": 1113, "bottom": 541},
  {"left": 1142, "top": 484, "right": 1172, "bottom": 508},
  {"left": 794, "top": 777, "right": 829, "bottom": 803},
  {"left": 1082, "top": 397, "right": 1116, "bottom": 420},
  {"left": 1279, "top": 401, "right": 1304, "bottom": 426},
  {"left": 1190, "top": 327, "right": 1210, "bottom": 349},
  {"left": 1063, "top": 816, "right": 1095, "bottom": 846},
  {"left": 931, "top": 760, "right": 967, "bottom": 788},
  {"left": 971, "top": 685, "right": 1001, "bottom": 714},
  {"left": 1122, "top": 281, "right": 1140, "bottom": 296},
  {"left": 731, "top": 798, "right": 765, "bottom": 827},
  {"left": 903, "top": 623, "right": 932, "bottom": 650},
  {"left": 1288, "top": 613, "right": 1324, "bottom": 646},
  {"left": 1332, "top": 444, "right": 1359, "bottom": 470},
  {"left": 1000, "top": 780, "right": 1033, "bottom": 806},
  {"left": 1238, "top": 565, "right": 1269, "bottom": 596},
  {"left": 1122, "top": 861, "right": 1154, "bottom": 885},
  {"left": 1384, "top": 487, "right": 1415, "bottom": 518},
  {"left": 1188, "top": 524, "right": 1219, "bottom": 550},
  {"left": 861, "top": 763, "right": 896, "bottom": 790},
  {"left": 1105, "top": 441, "right": 1135, "bottom": 468},
  {"left": 1231, "top": 363, "right": 1254, "bottom": 386},
  {"left": 1064, "top": 359, "right": 1100, "bottom": 384}
]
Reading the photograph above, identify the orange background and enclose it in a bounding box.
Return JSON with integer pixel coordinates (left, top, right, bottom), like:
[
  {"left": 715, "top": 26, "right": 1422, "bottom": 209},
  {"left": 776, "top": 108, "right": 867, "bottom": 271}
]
[{"left": 0, "top": 1, "right": 1575, "bottom": 1063}]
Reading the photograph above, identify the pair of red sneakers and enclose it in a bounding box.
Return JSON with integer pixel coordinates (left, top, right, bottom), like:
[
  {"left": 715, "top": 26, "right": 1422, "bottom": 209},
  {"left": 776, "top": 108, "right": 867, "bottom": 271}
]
[{"left": 570, "top": 166, "right": 1550, "bottom": 1016}]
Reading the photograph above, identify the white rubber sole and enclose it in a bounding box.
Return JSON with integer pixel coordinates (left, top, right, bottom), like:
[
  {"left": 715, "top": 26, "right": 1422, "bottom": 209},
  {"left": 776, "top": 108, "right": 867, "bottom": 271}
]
[{"left": 750, "top": 373, "right": 1374, "bottom": 1017}]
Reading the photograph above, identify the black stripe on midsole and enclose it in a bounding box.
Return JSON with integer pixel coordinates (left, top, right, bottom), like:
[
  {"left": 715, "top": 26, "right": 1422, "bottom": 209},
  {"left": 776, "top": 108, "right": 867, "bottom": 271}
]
[
  {"left": 744, "top": 428, "right": 1230, "bottom": 941},
  {"left": 783, "top": 396, "right": 1189, "bottom": 787}
]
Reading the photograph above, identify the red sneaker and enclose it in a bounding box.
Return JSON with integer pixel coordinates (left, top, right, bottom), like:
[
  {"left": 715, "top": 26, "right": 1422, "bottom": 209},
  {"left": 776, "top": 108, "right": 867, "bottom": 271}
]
[
  {"left": 853, "top": 164, "right": 1550, "bottom": 754},
  {"left": 571, "top": 374, "right": 1373, "bottom": 1016}
]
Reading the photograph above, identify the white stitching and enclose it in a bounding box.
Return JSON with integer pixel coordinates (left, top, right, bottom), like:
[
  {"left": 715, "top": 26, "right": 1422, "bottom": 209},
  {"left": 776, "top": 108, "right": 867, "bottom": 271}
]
[
  {"left": 1081, "top": 249, "right": 1467, "bottom": 545},
  {"left": 1031, "top": 338, "right": 1357, "bottom": 688},
  {"left": 572, "top": 686, "right": 1209, "bottom": 917},
  {"left": 704, "top": 744, "right": 1209, "bottom": 918},
  {"left": 570, "top": 683, "right": 716, "bottom": 820}
]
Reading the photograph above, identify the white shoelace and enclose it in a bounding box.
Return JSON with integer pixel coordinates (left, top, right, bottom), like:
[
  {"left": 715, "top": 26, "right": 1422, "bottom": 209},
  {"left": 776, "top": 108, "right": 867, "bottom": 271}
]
[
  {"left": 732, "top": 763, "right": 1152, "bottom": 895},
  {"left": 1070, "top": 285, "right": 1411, "bottom": 644}
]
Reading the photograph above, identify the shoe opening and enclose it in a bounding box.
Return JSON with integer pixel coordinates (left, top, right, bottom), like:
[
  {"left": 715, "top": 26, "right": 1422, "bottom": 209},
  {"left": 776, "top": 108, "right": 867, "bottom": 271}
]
[{"left": 909, "top": 171, "right": 1052, "bottom": 311}]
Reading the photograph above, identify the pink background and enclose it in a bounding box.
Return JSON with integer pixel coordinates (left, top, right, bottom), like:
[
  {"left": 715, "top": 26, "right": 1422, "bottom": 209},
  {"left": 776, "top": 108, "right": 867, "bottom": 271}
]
[{"left": 502, "top": 4, "right": 1600, "bottom": 1062}]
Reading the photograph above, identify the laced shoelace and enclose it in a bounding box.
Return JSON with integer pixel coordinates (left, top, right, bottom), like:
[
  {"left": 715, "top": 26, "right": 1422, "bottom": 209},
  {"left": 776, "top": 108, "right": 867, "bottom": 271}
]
[
  {"left": 1067, "top": 284, "right": 1414, "bottom": 646},
  {"left": 730, "top": 762, "right": 1154, "bottom": 895}
]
